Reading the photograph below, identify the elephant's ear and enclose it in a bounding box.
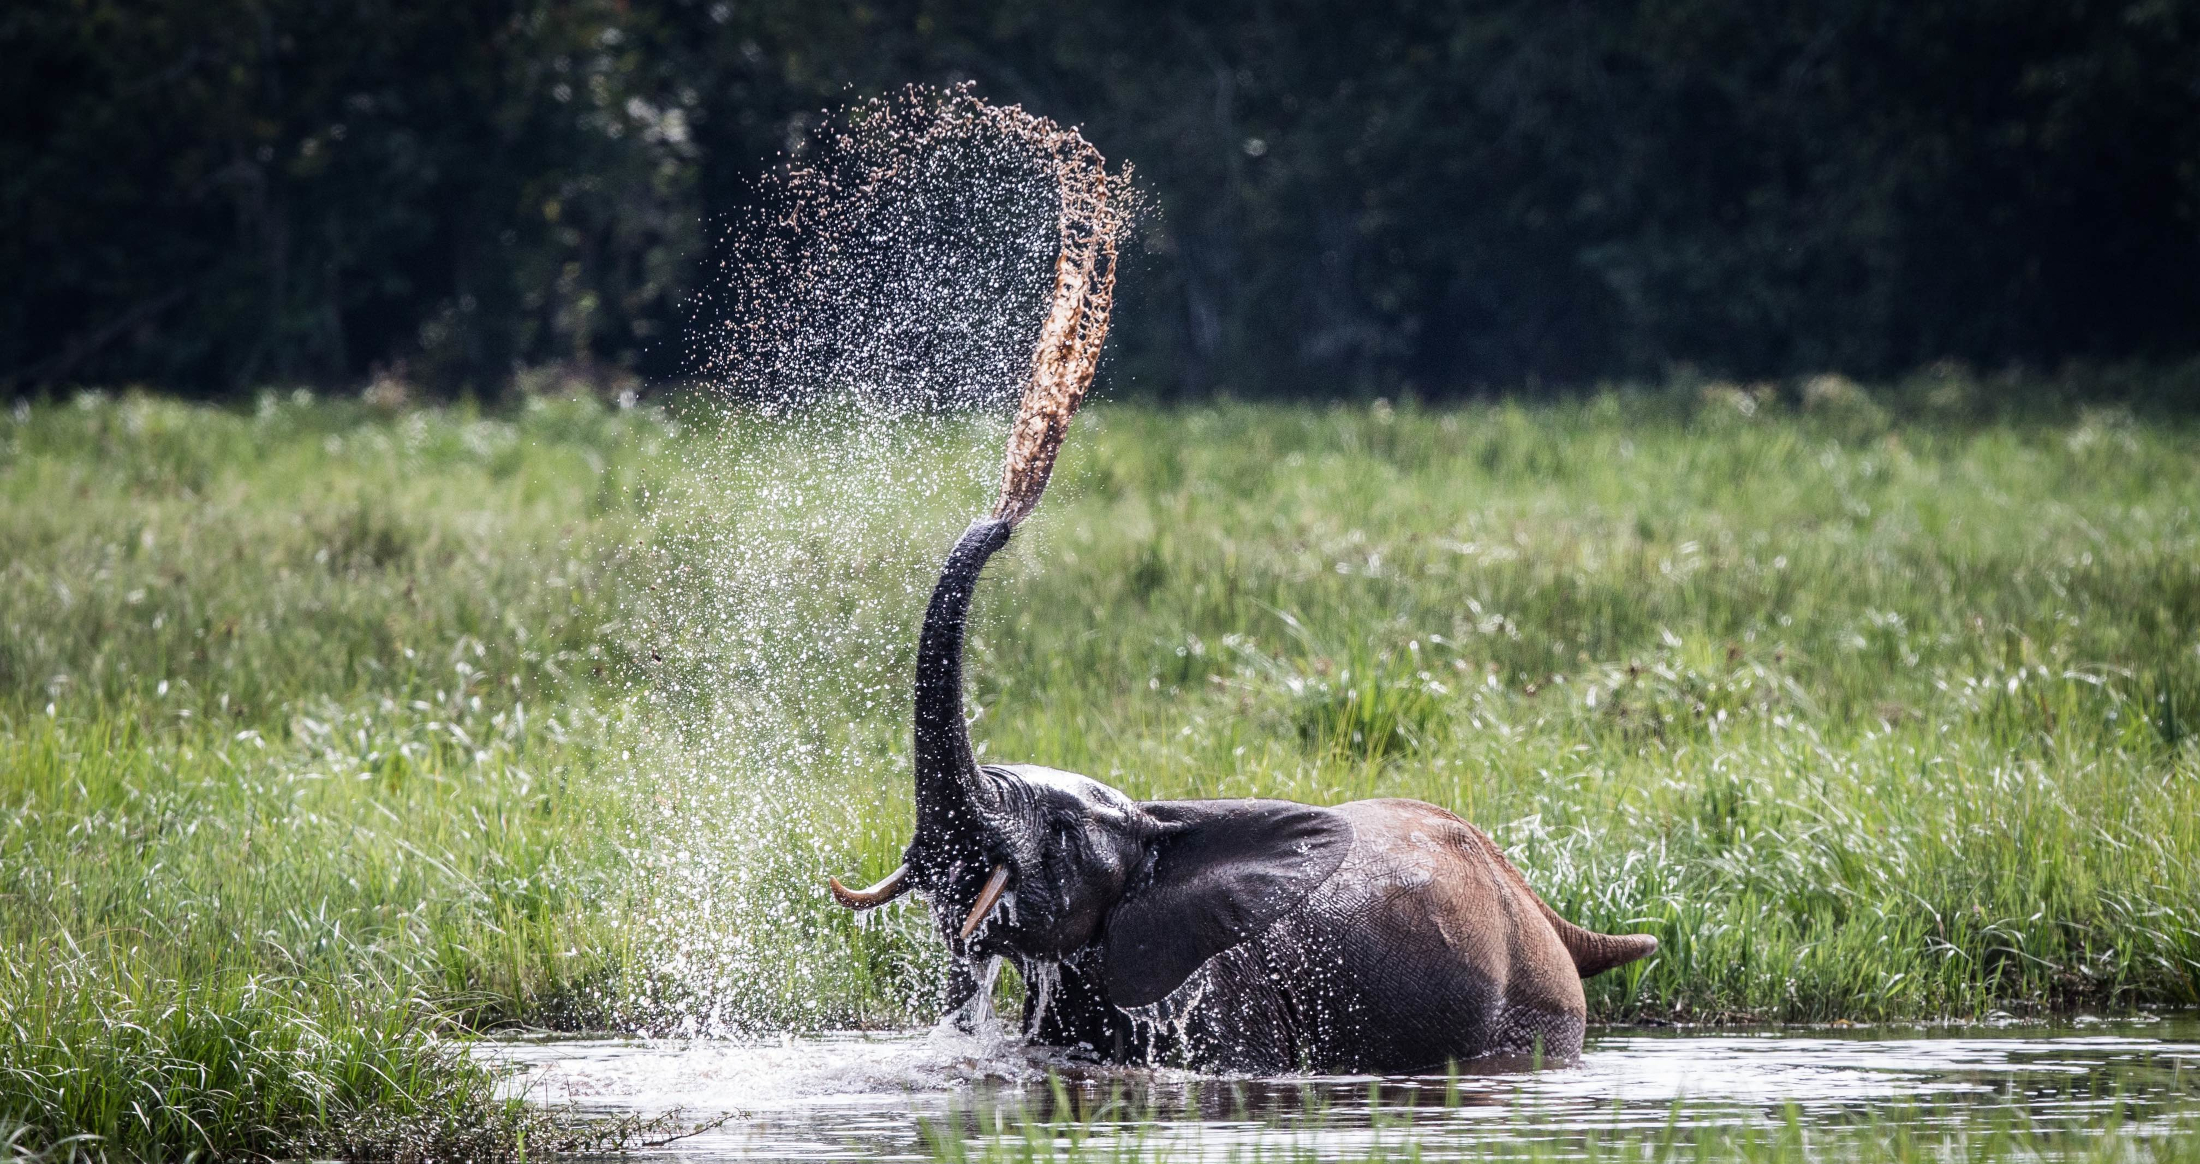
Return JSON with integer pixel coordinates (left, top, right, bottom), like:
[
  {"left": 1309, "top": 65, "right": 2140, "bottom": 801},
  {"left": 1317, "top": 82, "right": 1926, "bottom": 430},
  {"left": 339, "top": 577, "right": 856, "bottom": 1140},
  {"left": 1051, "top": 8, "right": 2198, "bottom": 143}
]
[{"left": 1103, "top": 799, "right": 1353, "bottom": 1008}]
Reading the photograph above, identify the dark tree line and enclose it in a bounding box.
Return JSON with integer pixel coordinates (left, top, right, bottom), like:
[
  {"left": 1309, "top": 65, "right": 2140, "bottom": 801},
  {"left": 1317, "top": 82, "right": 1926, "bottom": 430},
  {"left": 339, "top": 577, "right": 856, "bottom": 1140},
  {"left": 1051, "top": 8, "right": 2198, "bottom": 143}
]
[{"left": 7, "top": 0, "right": 2198, "bottom": 398}]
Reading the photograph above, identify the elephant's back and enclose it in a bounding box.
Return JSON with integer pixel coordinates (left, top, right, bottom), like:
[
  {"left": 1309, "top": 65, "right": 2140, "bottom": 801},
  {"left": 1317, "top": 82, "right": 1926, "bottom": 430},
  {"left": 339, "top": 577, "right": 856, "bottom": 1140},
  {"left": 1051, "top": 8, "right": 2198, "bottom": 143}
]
[
  {"left": 1334, "top": 800, "right": 1585, "bottom": 1061},
  {"left": 1177, "top": 798, "right": 1586, "bottom": 1071}
]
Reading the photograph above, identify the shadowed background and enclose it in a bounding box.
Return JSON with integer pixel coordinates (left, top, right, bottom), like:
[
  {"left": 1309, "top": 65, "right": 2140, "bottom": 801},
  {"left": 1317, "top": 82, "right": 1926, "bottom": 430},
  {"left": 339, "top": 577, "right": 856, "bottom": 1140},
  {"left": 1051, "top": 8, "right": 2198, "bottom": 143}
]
[{"left": 7, "top": 0, "right": 2199, "bottom": 399}]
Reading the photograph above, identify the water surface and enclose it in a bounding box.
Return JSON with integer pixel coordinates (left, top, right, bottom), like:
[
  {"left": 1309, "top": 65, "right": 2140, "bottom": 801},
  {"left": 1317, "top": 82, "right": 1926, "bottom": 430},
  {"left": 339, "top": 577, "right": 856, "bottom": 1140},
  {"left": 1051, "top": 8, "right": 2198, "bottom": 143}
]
[{"left": 488, "top": 1016, "right": 2200, "bottom": 1160}]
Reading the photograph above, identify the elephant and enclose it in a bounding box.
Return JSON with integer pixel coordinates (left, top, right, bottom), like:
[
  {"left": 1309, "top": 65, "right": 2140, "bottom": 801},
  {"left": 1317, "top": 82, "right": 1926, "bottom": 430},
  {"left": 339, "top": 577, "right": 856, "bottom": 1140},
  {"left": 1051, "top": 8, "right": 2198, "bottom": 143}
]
[{"left": 830, "top": 518, "right": 1658, "bottom": 1072}]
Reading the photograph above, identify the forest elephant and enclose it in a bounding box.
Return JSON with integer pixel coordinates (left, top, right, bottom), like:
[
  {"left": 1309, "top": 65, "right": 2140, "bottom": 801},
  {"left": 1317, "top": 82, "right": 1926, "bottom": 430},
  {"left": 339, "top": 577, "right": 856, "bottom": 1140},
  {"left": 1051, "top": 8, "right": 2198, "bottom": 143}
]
[{"left": 829, "top": 518, "right": 1658, "bottom": 1072}]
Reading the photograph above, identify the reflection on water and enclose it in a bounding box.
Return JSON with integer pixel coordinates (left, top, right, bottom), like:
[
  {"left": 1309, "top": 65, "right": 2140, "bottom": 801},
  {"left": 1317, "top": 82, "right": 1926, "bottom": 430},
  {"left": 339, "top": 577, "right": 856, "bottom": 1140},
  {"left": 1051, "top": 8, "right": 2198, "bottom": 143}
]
[{"left": 485, "top": 1017, "right": 2200, "bottom": 1160}]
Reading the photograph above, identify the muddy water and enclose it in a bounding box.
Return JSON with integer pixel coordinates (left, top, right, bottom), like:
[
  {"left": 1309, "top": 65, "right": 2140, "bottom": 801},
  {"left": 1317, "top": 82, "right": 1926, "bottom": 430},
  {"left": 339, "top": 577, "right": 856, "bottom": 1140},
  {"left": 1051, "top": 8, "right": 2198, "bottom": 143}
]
[{"left": 487, "top": 1017, "right": 2200, "bottom": 1160}]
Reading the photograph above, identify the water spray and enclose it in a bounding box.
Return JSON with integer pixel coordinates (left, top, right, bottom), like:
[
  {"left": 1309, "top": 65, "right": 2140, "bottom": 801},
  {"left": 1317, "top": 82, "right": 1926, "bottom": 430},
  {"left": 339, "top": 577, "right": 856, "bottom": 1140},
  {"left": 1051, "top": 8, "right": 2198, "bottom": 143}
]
[
  {"left": 624, "top": 87, "right": 1130, "bottom": 1037},
  {"left": 825, "top": 97, "right": 1131, "bottom": 968},
  {"left": 987, "top": 108, "right": 1126, "bottom": 528}
]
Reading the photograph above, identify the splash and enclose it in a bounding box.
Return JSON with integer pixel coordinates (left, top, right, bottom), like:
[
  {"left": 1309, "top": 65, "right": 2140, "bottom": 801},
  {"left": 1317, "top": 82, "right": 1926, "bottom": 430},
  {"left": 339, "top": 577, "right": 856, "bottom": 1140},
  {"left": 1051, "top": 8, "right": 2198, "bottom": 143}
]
[
  {"left": 698, "top": 85, "right": 1133, "bottom": 428},
  {"left": 990, "top": 105, "right": 1126, "bottom": 526},
  {"left": 607, "top": 88, "right": 1131, "bottom": 1037}
]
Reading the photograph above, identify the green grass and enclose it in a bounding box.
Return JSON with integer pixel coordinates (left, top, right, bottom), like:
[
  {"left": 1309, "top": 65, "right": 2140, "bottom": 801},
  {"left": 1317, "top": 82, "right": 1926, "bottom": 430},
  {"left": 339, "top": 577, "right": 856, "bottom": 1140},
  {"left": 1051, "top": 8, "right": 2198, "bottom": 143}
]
[
  {"left": 927, "top": 1096, "right": 2200, "bottom": 1164},
  {"left": 0, "top": 391, "right": 656, "bottom": 1158},
  {"left": 954, "top": 394, "right": 2200, "bottom": 1023},
  {"left": 1, "top": 380, "right": 2197, "bottom": 1155}
]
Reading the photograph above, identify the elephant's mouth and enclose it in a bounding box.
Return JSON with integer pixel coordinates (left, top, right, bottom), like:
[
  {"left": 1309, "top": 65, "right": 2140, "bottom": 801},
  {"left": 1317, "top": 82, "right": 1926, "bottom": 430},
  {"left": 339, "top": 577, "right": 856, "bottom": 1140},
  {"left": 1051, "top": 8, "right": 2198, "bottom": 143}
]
[
  {"left": 827, "top": 861, "right": 1012, "bottom": 941},
  {"left": 958, "top": 864, "right": 1012, "bottom": 938}
]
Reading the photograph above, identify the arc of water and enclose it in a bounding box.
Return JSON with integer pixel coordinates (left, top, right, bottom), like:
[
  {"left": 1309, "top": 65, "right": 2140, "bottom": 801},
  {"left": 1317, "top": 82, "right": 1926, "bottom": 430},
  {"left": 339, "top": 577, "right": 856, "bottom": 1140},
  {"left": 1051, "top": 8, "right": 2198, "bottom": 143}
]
[{"left": 991, "top": 121, "right": 1129, "bottom": 527}]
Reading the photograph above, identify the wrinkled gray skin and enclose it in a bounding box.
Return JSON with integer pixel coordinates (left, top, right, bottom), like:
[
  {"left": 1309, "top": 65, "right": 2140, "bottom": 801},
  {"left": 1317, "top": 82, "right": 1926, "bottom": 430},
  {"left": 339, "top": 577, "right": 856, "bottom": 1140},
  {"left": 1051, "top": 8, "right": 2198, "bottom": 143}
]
[{"left": 858, "top": 519, "right": 1657, "bottom": 1073}]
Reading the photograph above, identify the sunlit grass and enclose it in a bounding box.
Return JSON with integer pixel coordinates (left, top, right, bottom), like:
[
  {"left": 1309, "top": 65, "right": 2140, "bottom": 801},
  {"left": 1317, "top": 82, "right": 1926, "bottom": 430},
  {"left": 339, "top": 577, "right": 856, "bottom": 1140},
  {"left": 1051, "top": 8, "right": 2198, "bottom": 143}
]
[
  {"left": 0, "top": 390, "right": 654, "bottom": 1157},
  {"left": 924, "top": 1091, "right": 2200, "bottom": 1164},
  {"left": 1, "top": 382, "right": 2196, "bottom": 1154},
  {"left": 948, "top": 395, "right": 2200, "bottom": 1023}
]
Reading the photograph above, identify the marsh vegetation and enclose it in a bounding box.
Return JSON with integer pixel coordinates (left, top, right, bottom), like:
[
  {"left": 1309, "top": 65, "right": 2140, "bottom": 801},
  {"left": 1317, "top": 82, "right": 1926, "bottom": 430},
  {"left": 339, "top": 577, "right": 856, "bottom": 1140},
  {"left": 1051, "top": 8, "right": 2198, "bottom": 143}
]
[{"left": 0, "top": 381, "right": 2194, "bottom": 1156}]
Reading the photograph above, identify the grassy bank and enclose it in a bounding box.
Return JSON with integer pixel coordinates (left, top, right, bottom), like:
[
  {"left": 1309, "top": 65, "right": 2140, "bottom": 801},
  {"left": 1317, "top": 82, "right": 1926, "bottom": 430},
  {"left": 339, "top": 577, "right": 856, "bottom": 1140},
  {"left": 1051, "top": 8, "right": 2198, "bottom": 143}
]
[
  {"left": 930, "top": 1101, "right": 2200, "bottom": 1164},
  {"left": 0, "top": 391, "right": 653, "bottom": 1158},
  {"left": 961, "top": 393, "right": 2200, "bottom": 1022},
  {"left": 1, "top": 382, "right": 2196, "bottom": 1154}
]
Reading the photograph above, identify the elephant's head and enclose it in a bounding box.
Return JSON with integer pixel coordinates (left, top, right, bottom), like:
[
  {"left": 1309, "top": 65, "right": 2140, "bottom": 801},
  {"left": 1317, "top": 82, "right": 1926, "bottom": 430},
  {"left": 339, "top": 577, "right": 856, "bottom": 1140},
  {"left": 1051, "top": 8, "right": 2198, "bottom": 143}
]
[
  {"left": 921, "top": 762, "right": 1162, "bottom": 960},
  {"left": 827, "top": 519, "right": 1352, "bottom": 1009},
  {"left": 827, "top": 520, "right": 1155, "bottom": 958}
]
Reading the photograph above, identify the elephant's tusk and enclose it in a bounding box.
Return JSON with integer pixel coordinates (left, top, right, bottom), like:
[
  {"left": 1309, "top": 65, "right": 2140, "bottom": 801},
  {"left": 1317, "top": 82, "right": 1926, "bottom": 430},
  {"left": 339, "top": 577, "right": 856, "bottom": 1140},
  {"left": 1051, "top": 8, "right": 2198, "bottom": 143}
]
[
  {"left": 829, "top": 864, "right": 910, "bottom": 910},
  {"left": 960, "top": 864, "right": 1012, "bottom": 939}
]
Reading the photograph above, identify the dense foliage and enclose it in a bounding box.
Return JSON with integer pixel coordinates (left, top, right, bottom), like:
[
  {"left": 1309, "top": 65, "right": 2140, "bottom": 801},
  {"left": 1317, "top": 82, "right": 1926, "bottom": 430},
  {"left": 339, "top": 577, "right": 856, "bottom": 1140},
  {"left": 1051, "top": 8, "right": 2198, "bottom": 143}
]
[{"left": 7, "top": 1, "right": 2199, "bottom": 397}]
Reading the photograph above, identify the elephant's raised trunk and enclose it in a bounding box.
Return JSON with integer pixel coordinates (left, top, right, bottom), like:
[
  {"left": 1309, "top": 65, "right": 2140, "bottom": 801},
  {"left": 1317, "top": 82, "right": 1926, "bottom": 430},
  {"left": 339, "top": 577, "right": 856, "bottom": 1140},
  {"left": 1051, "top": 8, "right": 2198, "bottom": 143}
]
[
  {"left": 910, "top": 518, "right": 1014, "bottom": 854},
  {"left": 884, "top": 108, "right": 1124, "bottom": 904}
]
